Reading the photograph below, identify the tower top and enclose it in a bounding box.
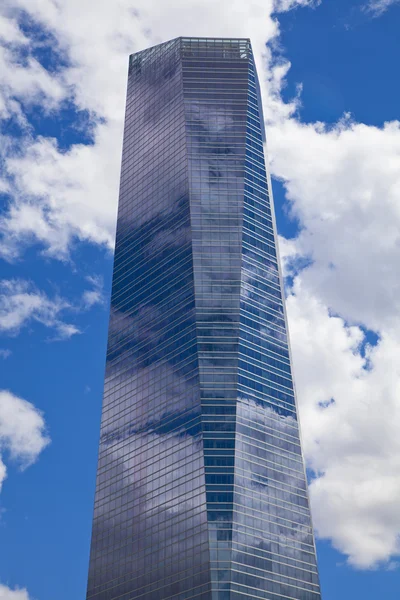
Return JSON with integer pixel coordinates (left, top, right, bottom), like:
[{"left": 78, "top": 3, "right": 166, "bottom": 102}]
[{"left": 130, "top": 36, "right": 252, "bottom": 61}]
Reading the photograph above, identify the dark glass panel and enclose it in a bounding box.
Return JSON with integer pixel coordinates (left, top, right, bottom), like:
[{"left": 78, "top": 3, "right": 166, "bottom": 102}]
[{"left": 86, "top": 37, "right": 322, "bottom": 600}]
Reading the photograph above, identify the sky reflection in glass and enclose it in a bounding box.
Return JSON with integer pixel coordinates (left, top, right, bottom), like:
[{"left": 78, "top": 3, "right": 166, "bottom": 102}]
[{"left": 86, "top": 37, "right": 322, "bottom": 600}]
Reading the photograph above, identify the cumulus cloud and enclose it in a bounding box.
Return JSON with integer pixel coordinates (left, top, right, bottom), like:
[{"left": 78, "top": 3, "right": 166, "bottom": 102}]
[
  {"left": 270, "top": 117, "right": 400, "bottom": 333},
  {"left": 0, "top": 0, "right": 303, "bottom": 258},
  {"left": 0, "top": 128, "right": 120, "bottom": 260},
  {"left": 0, "top": 11, "right": 65, "bottom": 124},
  {"left": 0, "top": 585, "right": 30, "bottom": 600},
  {"left": 269, "top": 108, "right": 400, "bottom": 568},
  {"left": 0, "top": 0, "right": 399, "bottom": 572},
  {"left": 285, "top": 278, "right": 400, "bottom": 567},
  {"left": 0, "top": 389, "right": 50, "bottom": 491}
]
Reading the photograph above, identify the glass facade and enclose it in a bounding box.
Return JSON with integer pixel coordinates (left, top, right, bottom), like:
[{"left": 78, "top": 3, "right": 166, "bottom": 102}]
[{"left": 86, "top": 38, "right": 322, "bottom": 600}]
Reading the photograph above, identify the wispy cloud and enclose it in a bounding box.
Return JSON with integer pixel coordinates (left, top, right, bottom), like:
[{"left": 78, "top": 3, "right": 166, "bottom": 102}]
[
  {"left": 0, "top": 349, "right": 11, "bottom": 359},
  {"left": 274, "top": 0, "right": 321, "bottom": 11},
  {"left": 82, "top": 275, "right": 104, "bottom": 309},
  {"left": 364, "top": 0, "right": 400, "bottom": 16},
  {"left": 0, "top": 279, "right": 80, "bottom": 339},
  {"left": 0, "top": 276, "right": 104, "bottom": 340}
]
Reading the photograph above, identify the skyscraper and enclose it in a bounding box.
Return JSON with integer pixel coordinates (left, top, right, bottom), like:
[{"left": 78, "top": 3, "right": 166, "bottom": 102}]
[{"left": 86, "top": 37, "right": 322, "bottom": 600}]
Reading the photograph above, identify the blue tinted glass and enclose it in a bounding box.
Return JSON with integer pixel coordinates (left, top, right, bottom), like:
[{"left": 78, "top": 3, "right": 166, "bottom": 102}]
[{"left": 86, "top": 37, "right": 321, "bottom": 600}]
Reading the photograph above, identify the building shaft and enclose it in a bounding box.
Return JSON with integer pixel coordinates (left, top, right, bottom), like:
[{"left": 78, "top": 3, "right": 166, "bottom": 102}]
[{"left": 86, "top": 37, "right": 322, "bottom": 600}]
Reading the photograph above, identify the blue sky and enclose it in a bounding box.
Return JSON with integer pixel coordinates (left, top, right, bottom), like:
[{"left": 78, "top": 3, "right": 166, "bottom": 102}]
[{"left": 0, "top": 1, "right": 400, "bottom": 599}]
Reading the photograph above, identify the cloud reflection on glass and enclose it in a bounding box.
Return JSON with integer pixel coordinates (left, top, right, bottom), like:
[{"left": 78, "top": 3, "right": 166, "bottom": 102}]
[{"left": 86, "top": 38, "right": 321, "bottom": 600}]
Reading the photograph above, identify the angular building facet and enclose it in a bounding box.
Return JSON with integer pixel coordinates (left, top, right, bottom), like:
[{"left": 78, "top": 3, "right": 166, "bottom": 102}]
[{"left": 86, "top": 37, "right": 322, "bottom": 600}]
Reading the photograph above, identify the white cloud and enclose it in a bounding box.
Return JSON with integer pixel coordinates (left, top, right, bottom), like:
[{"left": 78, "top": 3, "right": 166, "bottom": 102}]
[
  {"left": 0, "top": 389, "right": 50, "bottom": 491},
  {"left": 7, "top": 0, "right": 281, "bottom": 118},
  {"left": 285, "top": 278, "right": 400, "bottom": 567},
  {"left": 270, "top": 117, "right": 400, "bottom": 333},
  {"left": 365, "top": 0, "right": 400, "bottom": 16},
  {"left": 0, "top": 585, "right": 30, "bottom": 600},
  {"left": 0, "top": 0, "right": 305, "bottom": 258},
  {"left": 0, "top": 128, "right": 120, "bottom": 260},
  {"left": 264, "top": 71, "right": 400, "bottom": 569},
  {"left": 0, "top": 11, "right": 65, "bottom": 123},
  {"left": 0, "top": 0, "right": 399, "bottom": 572},
  {"left": 274, "top": 0, "right": 321, "bottom": 11},
  {"left": 0, "top": 279, "right": 80, "bottom": 339},
  {"left": 82, "top": 275, "right": 104, "bottom": 309},
  {"left": 0, "top": 349, "right": 11, "bottom": 359},
  {"left": 0, "top": 277, "right": 103, "bottom": 338},
  {"left": 0, "top": 14, "right": 26, "bottom": 44},
  {"left": 269, "top": 108, "right": 400, "bottom": 568}
]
